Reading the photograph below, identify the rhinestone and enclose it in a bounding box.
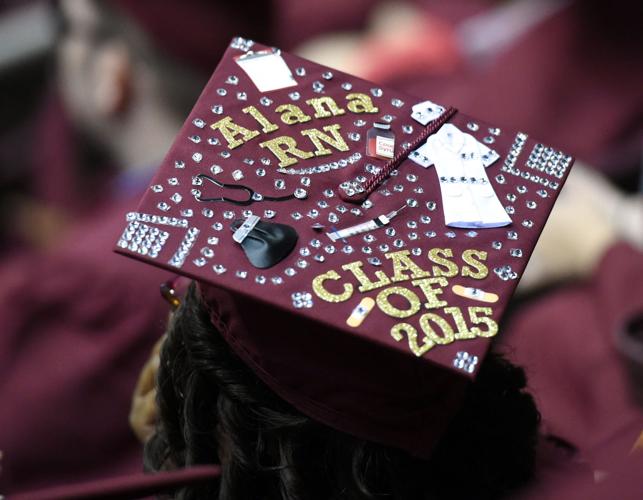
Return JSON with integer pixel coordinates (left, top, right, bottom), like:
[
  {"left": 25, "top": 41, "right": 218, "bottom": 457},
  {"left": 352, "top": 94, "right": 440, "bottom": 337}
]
[
  {"left": 526, "top": 200, "right": 537, "bottom": 209},
  {"left": 263, "top": 210, "right": 276, "bottom": 219},
  {"left": 385, "top": 227, "right": 396, "bottom": 237},
  {"left": 310, "top": 239, "right": 322, "bottom": 248},
  {"left": 211, "top": 104, "right": 224, "bottom": 114},
  {"left": 517, "top": 185, "right": 528, "bottom": 194},
  {"left": 256, "top": 275, "right": 266, "bottom": 284},
  {"left": 324, "top": 245, "right": 336, "bottom": 254},
  {"left": 362, "top": 200, "right": 373, "bottom": 209},
  {"left": 510, "top": 248, "right": 523, "bottom": 258},
  {"left": 294, "top": 188, "right": 307, "bottom": 199},
  {"left": 317, "top": 200, "right": 328, "bottom": 208},
  {"left": 341, "top": 82, "right": 353, "bottom": 90},
  {"left": 335, "top": 205, "right": 347, "bottom": 213},
  {"left": 300, "top": 248, "right": 311, "bottom": 257},
  {"left": 288, "top": 91, "right": 301, "bottom": 101},
  {"left": 522, "top": 219, "right": 534, "bottom": 228},
  {"left": 506, "top": 193, "right": 517, "bottom": 202},
  {"left": 379, "top": 243, "right": 390, "bottom": 252},
  {"left": 295, "top": 67, "right": 306, "bottom": 76},
  {"left": 307, "top": 209, "right": 319, "bottom": 219},
  {"left": 210, "top": 165, "right": 223, "bottom": 175},
  {"left": 492, "top": 241, "right": 503, "bottom": 250},
  {"left": 363, "top": 234, "right": 376, "bottom": 243},
  {"left": 274, "top": 179, "right": 286, "bottom": 190},
  {"left": 445, "top": 231, "right": 456, "bottom": 239},
  {"left": 157, "top": 202, "right": 170, "bottom": 212},
  {"left": 236, "top": 92, "right": 247, "bottom": 100},
  {"left": 300, "top": 176, "right": 311, "bottom": 187},
  {"left": 408, "top": 232, "right": 418, "bottom": 240},
  {"left": 192, "top": 118, "right": 205, "bottom": 128},
  {"left": 201, "top": 247, "right": 215, "bottom": 258},
  {"left": 291, "top": 212, "right": 302, "bottom": 220},
  {"left": 362, "top": 246, "right": 372, "bottom": 254},
  {"left": 495, "top": 174, "right": 506, "bottom": 184},
  {"left": 381, "top": 114, "right": 394, "bottom": 123},
  {"left": 407, "top": 220, "right": 418, "bottom": 229},
  {"left": 271, "top": 277, "right": 284, "bottom": 285},
  {"left": 168, "top": 177, "right": 179, "bottom": 186},
  {"left": 285, "top": 267, "right": 297, "bottom": 277},
  {"left": 236, "top": 270, "right": 247, "bottom": 279},
  {"left": 467, "top": 122, "right": 479, "bottom": 131},
  {"left": 466, "top": 231, "right": 478, "bottom": 238},
  {"left": 181, "top": 209, "right": 194, "bottom": 217},
  {"left": 255, "top": 168, "right": 266, "bottom": 177},
  {"left": 226, "top": 75, "right": 239, "bottom": 85},
  {"left": 212, "top": 222, "right": 223, "bottom": 231},
  {"left": 371, "top": 87, "right": 383, "bottom": 97},
  {"left": 420, "top": 215, "right": 431, "bottom": 224},
  {"left": 151, "top": 184, "right": 163, "bottom": 193},
  {"left": 348, "top": 132, "right": 361, "bottom": 141},
  {"left": 406, "top": 174, "right": 418, "bottom": 182},
  {"left": 350, "top": 208, "right": 362, "bottom": 216},
  {"left": 193, "top": 257, "right": 207, "bottom": 267},
  {"left": 189, "top": 135, "right": 201, "bottom": 144},
  {"left": 242, "top": 210, "right": 253, "bottom": 218},
  {"left": 483, "top": 136, "right": 495, "bottom": 144},
  {"left": 312, "top": 80, "right": 324, "bottom": 93},
  {"left": 393, "top": 184, "right": 404, "bottom": 192},
  {"left": 328, "top": 213, "right": 339, "bottom": 223},
  {"left": 223, "top": 211, "right": 234, "bottom": 219},
  {"left": 393, "top": 239, "right": 405, "bottom": 248},
  {"left": 488, "top": 127, "right": 501, "bottom": 136},
  {"left": 207, "top": 236, "right": 219, "bottom": 245},
  {"left": 207, "top": 137, "right": 220, "bottom": 145},
  {"left": 232, "top": 169, "right": 244, "bottom": 181},
  {"left": 391, "top": 98, "right": 404, "bottom": 108},
  {"left": 192, "top": 152, "right": 203, "bottom": 163},
  {"left": 342, "top": 245, "right": 354, "bottom": 254},
  {"left": 537, "top": 189, "right": 548, "bottom": 198},
  {"left": 213, "top": 264, "right": 227, "bottom": 275},
  {"left": 217, "top": 88, "right": 227, "bottom": 96},
  {"left": 426, "top": 201, "right": 437, "bottom": 211},
  {"left": 354, "top": 119, "right": 366, "bottom": 127},
  {"left": 296, "top": 259, "right": 308, "bottom": 269},
  {"left": 368, "top": 257, "right": 382, "bottom": 266},
  {"left": 170, "top": 193, "right": 182, "bottom": 203},
  {"left": 507, "top": 231, "right": 518, "bottom": 240},
  {"left": 260, "top": 97, "right": 273, "bottom": 106},
  {"left": 402, "top": 125, "right": 413, "bottom": 134}
]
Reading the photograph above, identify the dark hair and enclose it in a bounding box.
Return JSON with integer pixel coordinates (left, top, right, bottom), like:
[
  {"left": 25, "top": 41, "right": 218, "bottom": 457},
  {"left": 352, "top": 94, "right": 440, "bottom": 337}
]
[{"left": 145, "top": 284, "right": 540, "bottom": 499}]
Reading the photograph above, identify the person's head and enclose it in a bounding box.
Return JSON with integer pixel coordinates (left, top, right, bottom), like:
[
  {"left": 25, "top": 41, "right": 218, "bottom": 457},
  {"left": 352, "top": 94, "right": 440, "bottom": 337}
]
[{"left": 146, "top": 283, "right": 541, "bottom": 500}]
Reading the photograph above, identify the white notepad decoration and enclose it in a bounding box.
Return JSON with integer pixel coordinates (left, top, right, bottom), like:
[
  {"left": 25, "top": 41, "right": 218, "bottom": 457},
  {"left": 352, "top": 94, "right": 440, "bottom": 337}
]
[{"left": 235, "top": 50, "right": 298, "bottom": 93}]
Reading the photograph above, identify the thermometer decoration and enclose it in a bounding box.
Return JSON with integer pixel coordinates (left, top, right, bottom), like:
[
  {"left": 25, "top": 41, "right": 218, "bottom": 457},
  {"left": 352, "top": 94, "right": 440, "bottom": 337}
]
[{"left": 327, "top": 204, "right": 408, "bottom": 242}]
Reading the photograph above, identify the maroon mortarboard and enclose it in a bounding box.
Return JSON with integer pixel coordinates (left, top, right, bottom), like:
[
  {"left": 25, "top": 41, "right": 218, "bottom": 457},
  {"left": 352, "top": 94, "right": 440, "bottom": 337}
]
[{"left": 115, "top": 37, "right": 575, "bottom": 458}]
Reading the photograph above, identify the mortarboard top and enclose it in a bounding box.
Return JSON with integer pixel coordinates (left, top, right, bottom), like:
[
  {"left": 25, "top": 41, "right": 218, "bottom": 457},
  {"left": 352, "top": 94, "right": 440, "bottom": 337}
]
[{"left": 115, "top": 37, "right": 574, "bottom": 457}]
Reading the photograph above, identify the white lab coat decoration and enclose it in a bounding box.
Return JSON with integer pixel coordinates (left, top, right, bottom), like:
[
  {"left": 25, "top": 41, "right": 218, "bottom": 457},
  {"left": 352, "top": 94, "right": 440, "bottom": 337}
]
[{"left": 410, "top": 124, "right": 511, "bottom": 229}]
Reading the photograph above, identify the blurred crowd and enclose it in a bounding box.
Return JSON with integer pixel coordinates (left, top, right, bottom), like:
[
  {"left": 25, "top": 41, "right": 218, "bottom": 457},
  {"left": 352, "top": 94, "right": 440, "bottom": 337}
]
[{"left": 0, "top": 0, "right": 641, "bottom": 497}]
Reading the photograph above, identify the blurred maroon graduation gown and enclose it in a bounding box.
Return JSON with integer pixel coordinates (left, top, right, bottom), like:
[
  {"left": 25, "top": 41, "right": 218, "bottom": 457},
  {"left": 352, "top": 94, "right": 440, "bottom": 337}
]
[{"left": 0, "top": 195, "right": 171, "bottom": 494}]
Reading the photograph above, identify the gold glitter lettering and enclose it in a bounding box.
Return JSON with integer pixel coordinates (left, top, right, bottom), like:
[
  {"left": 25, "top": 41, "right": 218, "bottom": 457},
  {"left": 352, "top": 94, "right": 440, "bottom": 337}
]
[
  {"left": 275, "top": 104, "right": 312, "bottom": 125},
  {"left": 461, "top": 249, "right": 489, "bottom": 280},
  {"left": 300, "top": 124, "right": 349, "bottom": 157},
  {"left": 412, "top": 277, "right": 448, "bottom": 310},
  {"left": 391, "top": 322, "right": 435, "bottom": 357},
  {"left": 427, "top": 248, "right": 458, "bottom": 277},
  {"left": 312, "top": 270, "right": 353, "bottom": 303},
  {"left": 444, "top": 306, "right": 475, "bottom": 340},
  {"left": 376, "top": 287, "right": 421, "bottom": 319},
  {"left": 419, "top": 313, "right": 455, "bottom": 345},
  {"left": 259, "top": 136, "right": 314, "bottom": 167},
  {"left": 468, "top": 307, "right": 498, "bottom": 338},
  {"left": 345, "top": 93, "right": 379, "bottom": 114},
  {"left": 210, "top": 116, "right": 259, "bottom": 149},
  {"left": 386, "top": 250, "right": 431, "bottom": 283},
  {"left": 305, "top": 96, "right": 346, "bottom": 119},
  {"left": 242, "top": 105, "right": 279, "bottom": 133},
  {"left": 342, "top": 261, "right": 391, "bottom": 292}
]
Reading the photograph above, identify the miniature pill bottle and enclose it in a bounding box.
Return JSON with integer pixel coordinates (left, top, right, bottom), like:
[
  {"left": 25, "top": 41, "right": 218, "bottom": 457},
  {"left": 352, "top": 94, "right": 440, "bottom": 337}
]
[{"left": 366, "top": 123, "right": 395, "bottom": 160}]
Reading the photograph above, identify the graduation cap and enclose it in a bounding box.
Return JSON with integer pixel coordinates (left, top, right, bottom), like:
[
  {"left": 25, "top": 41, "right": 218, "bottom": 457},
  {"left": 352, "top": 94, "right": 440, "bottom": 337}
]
[{"left": 115, "top": 36, "right": 575, "bottom": 459}]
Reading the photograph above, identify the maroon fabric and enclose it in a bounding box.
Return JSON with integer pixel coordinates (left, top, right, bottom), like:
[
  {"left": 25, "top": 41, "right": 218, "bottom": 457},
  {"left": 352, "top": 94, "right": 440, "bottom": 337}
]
[
  {"left": 501, "top": 243, "right": 643, "bottom": 455},
  {"left": 115, "top": 40, "right": 574, "bottom": 458},
  {"left": 110, "top": 0, "right": 274, "bottom": 74},
  {"left": 200, "top": 284, "right": 467, "bottom": 458},
  {"left": 11, "top": 465, "right": 220, "bottom": 500},
  {"left": 0, "top": 196, "right": 172, "bottom": 494},
  {"left": 390, "top": 1, "right": 643, "bottom": 176}
]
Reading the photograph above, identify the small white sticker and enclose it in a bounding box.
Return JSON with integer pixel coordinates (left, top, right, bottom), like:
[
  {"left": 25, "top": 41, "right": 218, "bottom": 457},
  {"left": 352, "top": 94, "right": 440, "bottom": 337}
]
[{"left": 375, "top": 136, "right": 395, "bottom": 159}]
